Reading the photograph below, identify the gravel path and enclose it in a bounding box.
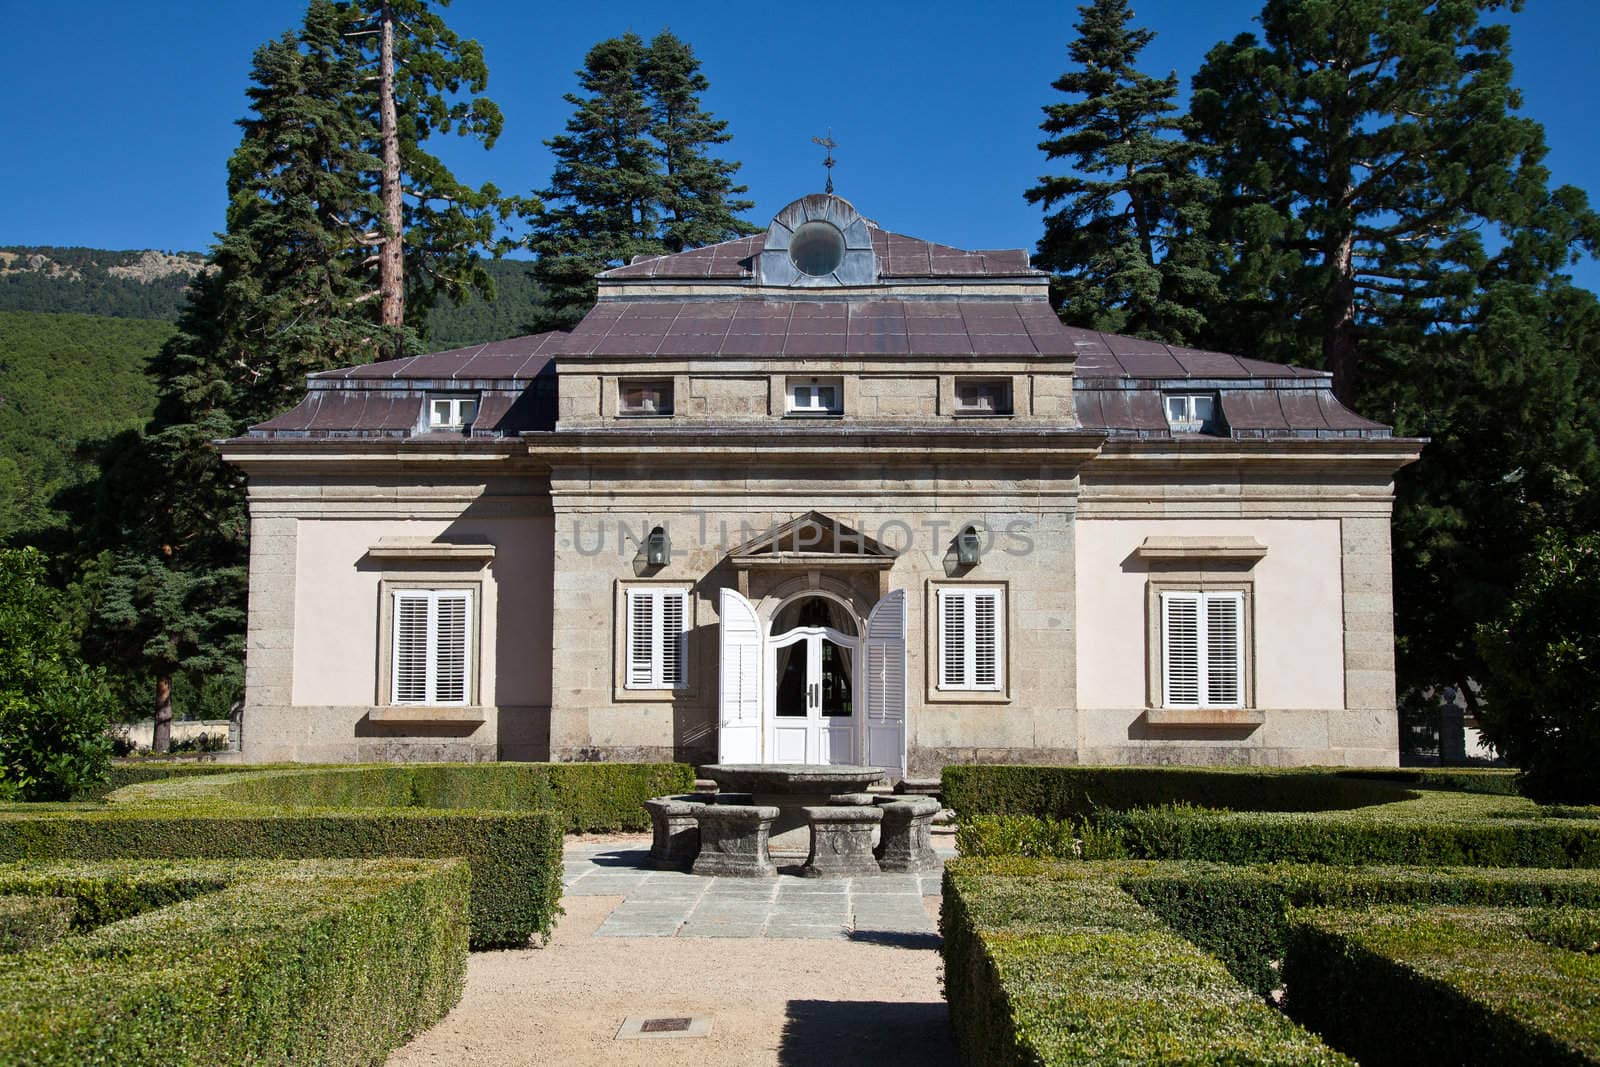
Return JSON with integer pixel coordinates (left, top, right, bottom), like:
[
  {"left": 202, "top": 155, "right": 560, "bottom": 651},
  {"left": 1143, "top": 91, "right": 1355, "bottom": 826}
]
[{"left": 387, "top": 835, "right": 959, "bottom": 1067}]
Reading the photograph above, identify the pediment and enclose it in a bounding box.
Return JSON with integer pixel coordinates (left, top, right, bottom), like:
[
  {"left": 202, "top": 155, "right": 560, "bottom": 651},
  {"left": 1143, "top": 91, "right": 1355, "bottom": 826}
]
[{"left": 728, "top": 511, "right": 896, "bottom": 568}]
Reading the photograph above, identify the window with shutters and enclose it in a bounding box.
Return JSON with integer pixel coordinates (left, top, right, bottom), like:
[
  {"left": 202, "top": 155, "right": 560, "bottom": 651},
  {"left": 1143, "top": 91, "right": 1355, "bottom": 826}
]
[
  {"left": 390, "top": 589, "right": 473, "bottom": 706},
  {"left": 1160, "top": 590, "right": 1244, "bottom": 708},
  {"left": 936, "top": 586, "right": 1004, "bottom": 692},
  {"left": 624, "top": 588, "right": 689, "bottom": 690}
]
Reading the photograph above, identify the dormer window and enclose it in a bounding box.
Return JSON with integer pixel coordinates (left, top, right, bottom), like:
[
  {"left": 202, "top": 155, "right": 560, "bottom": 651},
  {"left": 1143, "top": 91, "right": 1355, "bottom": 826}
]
[
  {"left": 429, "top": 394, "right": 479, "bottom": 430},
  {"left": 787, "top": 376, "right": 843, "bottom": 416},
  {"left": 1164, "top": 393, "right": 1220, "bottom": 434},
  {"left": 955, "top": 378, "right": 1013, "bottom": 416},
  {"left": 620, "top": 378, "right": 674, "bottom": 417}
]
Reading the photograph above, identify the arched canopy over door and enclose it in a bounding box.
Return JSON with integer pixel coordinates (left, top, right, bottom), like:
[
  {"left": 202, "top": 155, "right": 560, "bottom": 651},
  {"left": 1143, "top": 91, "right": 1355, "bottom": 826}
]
[
  {"left": 718, "top": 588, "right": 762, "bottom": 763},
  {"left": 863, "top": 589, "right": 907, "bottom": 777}
]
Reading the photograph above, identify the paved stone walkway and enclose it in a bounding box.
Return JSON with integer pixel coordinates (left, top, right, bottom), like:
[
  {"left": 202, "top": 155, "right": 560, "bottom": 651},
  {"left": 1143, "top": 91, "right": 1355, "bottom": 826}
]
[{"left": 564, "top": 842, "right": 951, "bottom": 943}]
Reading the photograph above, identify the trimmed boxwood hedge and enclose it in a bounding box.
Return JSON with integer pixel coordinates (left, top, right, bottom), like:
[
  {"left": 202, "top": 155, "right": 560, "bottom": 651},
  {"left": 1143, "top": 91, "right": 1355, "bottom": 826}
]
[
  {"left": 1284, "top": 905, "right": 1600, "bottom": 1065},
  {"left": 941, "top": 857, "right": 1350, "bottom": 1065},
  {"left": 1119, "top": 861, "right": 1600, "bottom": 995},
  {"left": 1336, "top": 767, "right": 1521, "bottom": 796},
  {"left": 0, "top": 806, "right": 562, "bottom": 949},
  {"left": 118, "top": 761, "right": 697, "bottom": 833},
  {"left": 0, "top": 858, "right": 468, "bottom": 1066},
  {"left": 0, "top": 896, "right": 72, "bottom": 953},
  {"left": 941, "top": 764, "right": 1412, "bottom": 820}
]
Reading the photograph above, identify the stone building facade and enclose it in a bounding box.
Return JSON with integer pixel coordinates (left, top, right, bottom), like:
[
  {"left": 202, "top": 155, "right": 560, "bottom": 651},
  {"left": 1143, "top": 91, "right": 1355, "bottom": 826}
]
[{"left": 223, "top": 193, "right": 1422, "bottom": 775}]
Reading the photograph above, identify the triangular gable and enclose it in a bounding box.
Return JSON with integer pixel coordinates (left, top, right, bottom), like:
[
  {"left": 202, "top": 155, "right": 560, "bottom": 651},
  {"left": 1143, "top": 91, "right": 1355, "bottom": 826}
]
[{"left": 728, "top": 511, "right": 895, "bottom": 562}]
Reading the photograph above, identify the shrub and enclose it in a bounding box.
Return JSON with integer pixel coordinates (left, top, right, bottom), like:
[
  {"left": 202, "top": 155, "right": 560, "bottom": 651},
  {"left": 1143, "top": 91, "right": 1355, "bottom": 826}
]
[
  {"left": 0, "top": 896, "right": 72, "bottom": 953},
  {"left": 0, "top": 858, "right": 467, "bottom": 1066},
  {"left": 146, "top": 761, "right": 696, "bottom": 833},
  {"left": 941, "top": 858, "right": 1349, "bottom": 1066},
  {"left": 1104, "top": 802, "right": 1600, "bottom": 868},
  {"left": 1120, "top": 861, "right": 1600, "bottom": 995},
  {"left": 0, "top": 548, "right": 116, "bottom": 801},
  {"left": 1336, "top": 767, "right": 1521, "bottom": 796},
  {"left": 1477, "top": 530, "right": 1600, "bottom": 804},
  {"left": 0, "top": 806, "right": 562, "bottom": 949},
  {"left": 941, "top": 764, "right": 1408, "bottom": 821},
  {"left": 1284, "top": 905, "right": 1600, "bottom": 1065}
]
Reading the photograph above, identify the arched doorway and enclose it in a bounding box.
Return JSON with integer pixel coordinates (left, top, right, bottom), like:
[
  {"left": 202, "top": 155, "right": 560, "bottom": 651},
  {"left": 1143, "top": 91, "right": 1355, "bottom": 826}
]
[{"left": 765, "top": 594, "right": 859, "bottom": 764}]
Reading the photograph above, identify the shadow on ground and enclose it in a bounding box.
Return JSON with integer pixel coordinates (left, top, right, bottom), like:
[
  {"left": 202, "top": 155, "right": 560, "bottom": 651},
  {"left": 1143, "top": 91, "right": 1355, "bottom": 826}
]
[{"left": 778, "top": 999, "right": 958, "bottom": 1067}]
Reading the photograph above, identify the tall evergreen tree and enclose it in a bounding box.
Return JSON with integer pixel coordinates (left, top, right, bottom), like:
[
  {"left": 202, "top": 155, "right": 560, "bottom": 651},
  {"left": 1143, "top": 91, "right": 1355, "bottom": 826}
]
[
  {"left": 1190, "top": 0, "right": 1600, "bottom": 400},
  {"left": 73, "top": 2, "right": 388, "bottom": 744},
  {"left": 527, "top": 31, "right": 755, "bottom": 331},
  {"left": 1187, "top": 0, "right": 1600, "bottom": 731},
  {"left": 1025, "top": 0, "right": 1220, "bottom": 344},
  {"left": 339, "top": 0, "right": 506, "bottom": 335},
  {"left": 641, "top": 30, "right": 758, "bottom": 255}
]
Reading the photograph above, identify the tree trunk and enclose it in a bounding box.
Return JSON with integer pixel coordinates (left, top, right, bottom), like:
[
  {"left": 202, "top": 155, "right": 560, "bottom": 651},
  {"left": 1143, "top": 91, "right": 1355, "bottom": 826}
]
[
  {"left": 378, "top": 2, "right": 404, "bottom": 330},
  {"left": 152, "top": 674, "right": 173, "bottom": 754},
  {"left": 1324, "top": 228, "right": 1360, "bottom": 404}
]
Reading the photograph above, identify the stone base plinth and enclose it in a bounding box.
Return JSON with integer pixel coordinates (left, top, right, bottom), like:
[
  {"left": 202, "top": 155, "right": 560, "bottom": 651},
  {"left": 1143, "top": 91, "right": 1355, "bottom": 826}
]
[
  {"left": 874, "top": 797, "right": 941, "bottom": 873},
  {"left": 799, "top": 805, "right": 884, "bottom": 878},
  {"left": 692, "top": 805, "right": 780, "bottom": 878}
]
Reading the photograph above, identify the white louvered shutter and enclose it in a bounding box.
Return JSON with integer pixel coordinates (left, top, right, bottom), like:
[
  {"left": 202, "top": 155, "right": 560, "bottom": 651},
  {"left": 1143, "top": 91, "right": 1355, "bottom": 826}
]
[
  {"left": 973, "top": 590, "right": 1000, "bottom": 690},
  {"left": 626, "top": 591, "right": 655, "bottom": 688},
  {"left": 939, "top": 587, "right": 1004, "bottom": 692},
  {"left": 433, "top": 593, "right": 470, "bottom": 704},
  {"left": 864, "top": 590, "right": 907, "bottom": 775},
  {"left": 1205, "top": 593, "right": 1243, "bottom": 707},
  {"left": 939, "top": 590, "right": 966, "bottom": 688},
  {"left": 1162, "top": 592, "right": 1202, "bottom": 707},
  {"left": 392, "top": 590, "right": 472, "bottom": 705},
  {"left": 626, "top": 589, "right": 689, "bottom": 690},
  {"left": 718, "top": 588, "right": 762, "bottom": 762},
  {"left": 661, "top": 592, "right": 687, "bottom": 688},
  {"left": 1162, "top": 591, "right": 1243, "bottom": 708},
  {"left": 393, "top": 594, "right": 430, "bottom": 704}
]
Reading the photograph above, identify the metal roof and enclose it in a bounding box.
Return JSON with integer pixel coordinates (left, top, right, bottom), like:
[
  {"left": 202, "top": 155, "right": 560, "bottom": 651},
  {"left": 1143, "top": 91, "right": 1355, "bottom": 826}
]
[{"left": 599, "top": 227, "right": 1036, "bottom": 281}]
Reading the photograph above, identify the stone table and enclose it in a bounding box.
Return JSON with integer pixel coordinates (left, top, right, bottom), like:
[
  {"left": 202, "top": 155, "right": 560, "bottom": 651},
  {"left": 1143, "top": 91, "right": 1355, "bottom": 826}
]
[{"left": 698, "top": 764, "right": 887, "bottom": 855}]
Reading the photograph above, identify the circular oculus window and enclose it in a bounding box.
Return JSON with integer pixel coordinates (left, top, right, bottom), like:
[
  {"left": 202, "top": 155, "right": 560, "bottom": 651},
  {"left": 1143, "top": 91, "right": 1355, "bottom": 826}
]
[{"left": 788, "top": 221, "right": 846, "bottom": 277}]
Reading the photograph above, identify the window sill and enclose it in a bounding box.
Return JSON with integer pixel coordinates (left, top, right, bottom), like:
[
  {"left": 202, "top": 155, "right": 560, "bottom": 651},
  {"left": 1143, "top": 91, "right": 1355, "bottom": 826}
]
[
  {"left": 618, "top": 412, "right": 675, "bottom": 419},
  {"left": 952, "top": 412, "right": 1015, "bottom": 419},
  {"left": 783, "top": 412, "right": 845, "bottom": 419},
  {"left": 369, "top": 706, "right": 487, "bottom": 724},
  {"left": 1146, "top": 707, "right": 1265, "bottom": 726},
  {"left": 926, "top": 689, "right": 1011, "bottom": 705}
]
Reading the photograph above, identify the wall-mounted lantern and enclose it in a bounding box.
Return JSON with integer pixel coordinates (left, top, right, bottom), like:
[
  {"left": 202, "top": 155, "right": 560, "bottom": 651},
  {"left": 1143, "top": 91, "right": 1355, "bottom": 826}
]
[
  {"left": 645, "top": 526, "right": 670, "bottom": 567},
  {"left": 956, "top": 526, "right": 982, "bottom": 567}
]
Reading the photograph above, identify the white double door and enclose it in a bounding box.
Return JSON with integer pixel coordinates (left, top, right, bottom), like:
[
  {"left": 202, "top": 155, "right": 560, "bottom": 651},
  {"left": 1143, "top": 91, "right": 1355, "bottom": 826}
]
[
  {"left": 767, "top": 626, "right": 857, "bottom": 764},
  {"left": 717, "top": 588, "right": 906, "bottom": 776}
]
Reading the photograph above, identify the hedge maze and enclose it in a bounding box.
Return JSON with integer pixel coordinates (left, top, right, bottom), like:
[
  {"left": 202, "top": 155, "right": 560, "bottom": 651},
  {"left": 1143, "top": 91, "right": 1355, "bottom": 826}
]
[
  {"left": 0, "top": 858, "right": 469, "bottom": 1066},
  {"left": 940, "top": 766, "right": 1600, "bottom": 1066}
]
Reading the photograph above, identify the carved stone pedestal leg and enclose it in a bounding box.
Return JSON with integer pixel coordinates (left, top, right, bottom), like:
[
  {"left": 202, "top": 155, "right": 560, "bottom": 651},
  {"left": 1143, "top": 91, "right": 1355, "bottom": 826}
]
[
  {"left": 692, "top": 805, "right": 780, "bottom": 878},
  {"left": 644, "top": 795, "right": 704, "bottom": 871},
  {"left": 799, "top": 805, "right": 885, "bottom": 877},
  {"left": 874, "top": 797, "right": 941, "bottom": 873}
]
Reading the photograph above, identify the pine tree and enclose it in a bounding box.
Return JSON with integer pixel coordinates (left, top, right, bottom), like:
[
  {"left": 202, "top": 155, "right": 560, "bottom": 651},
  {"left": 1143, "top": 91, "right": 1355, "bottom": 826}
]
[
  {"left": 339, "top": 0, "right": 506, "bottom": 336},
  {"left": 527, "top": 31, "right": 755, "bottom": 331},
  {"left": 1025, "top": 0, "right": 1220, "bottom": 344},
  {"left": 1190, "top": 0, "right": 1600, "bottom": 401},
  {"left": 641, "top": 31, "right": 759, "bottom": 255},
  {"left": 74, "top": 3, "right": 387, "bottom": 744},
  {"left": 1188, "top": 0, "right": 1600, "bottom": 730}
]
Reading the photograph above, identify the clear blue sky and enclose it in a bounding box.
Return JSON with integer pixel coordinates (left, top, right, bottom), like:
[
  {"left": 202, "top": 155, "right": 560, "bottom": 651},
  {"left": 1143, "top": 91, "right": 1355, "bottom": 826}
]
[{"left": 2, "top": 0, "right": 1596, "bottom": 291}]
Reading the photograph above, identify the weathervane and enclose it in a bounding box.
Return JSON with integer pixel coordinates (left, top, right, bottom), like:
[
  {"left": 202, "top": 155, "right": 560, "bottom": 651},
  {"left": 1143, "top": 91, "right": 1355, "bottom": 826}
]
[{"left": 811, "top": 130, "right": 838, "bottom": 195}]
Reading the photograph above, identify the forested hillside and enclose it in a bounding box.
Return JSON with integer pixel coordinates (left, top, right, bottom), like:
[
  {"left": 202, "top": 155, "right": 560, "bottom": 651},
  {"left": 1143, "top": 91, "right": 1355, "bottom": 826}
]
[
  {"left": 419, "top": 258, "right": 543, "bottom": 347},
  {"left": 0, "top": 247, "right": 205, "bottom": 319},
  {"left": 0, "top": 310, "right": 171, "bottom": 541},
  {"left": 0, "top": 246, "right": 540, "bottom": 348}
]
